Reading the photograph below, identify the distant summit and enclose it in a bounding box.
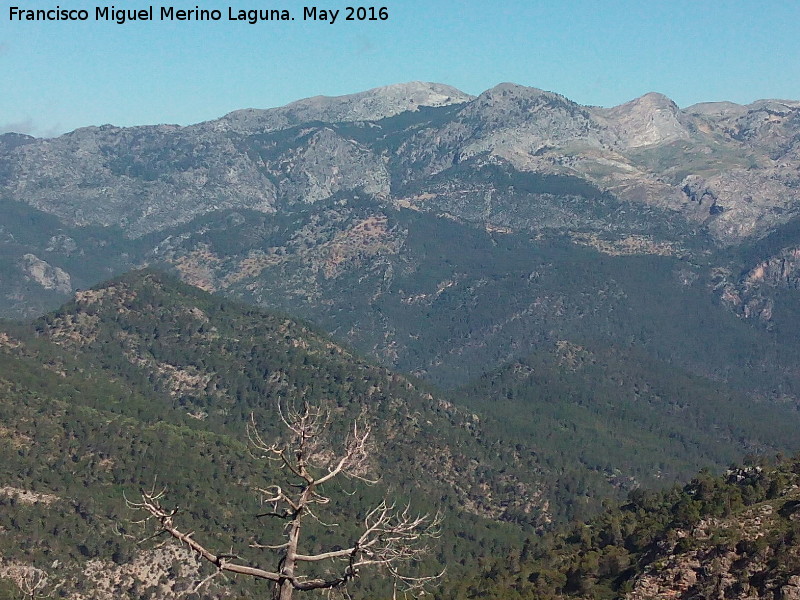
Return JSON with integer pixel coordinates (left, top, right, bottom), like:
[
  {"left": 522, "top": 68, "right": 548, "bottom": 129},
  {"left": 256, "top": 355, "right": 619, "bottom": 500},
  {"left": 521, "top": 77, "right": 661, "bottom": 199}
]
[
  {"left": 215, "top": 81, "right": 475, "bottom": 132},
  {"left": 596, "top": 91, "right": 690, "bottom": 148}
]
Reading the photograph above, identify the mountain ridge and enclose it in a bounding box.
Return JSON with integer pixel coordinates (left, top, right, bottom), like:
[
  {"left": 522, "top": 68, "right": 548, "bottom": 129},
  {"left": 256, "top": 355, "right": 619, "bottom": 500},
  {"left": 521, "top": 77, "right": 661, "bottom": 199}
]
[
  {"left": 8, "top": 82, "right": 799, "bottom": 140},
  {"left": 216, "top": 81, "right": 475, "bottom": 132},
  {"left": 3, "top": 81, "right": 798, "bottom": 242},
  {"left": 2, "top": 80, "right": 800, "bottom": 402}
]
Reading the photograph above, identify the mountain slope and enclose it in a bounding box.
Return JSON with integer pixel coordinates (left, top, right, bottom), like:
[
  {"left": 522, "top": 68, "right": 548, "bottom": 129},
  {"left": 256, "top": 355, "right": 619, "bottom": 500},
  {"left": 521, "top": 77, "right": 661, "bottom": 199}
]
[
  {"left": 3, "top": 270, "right": 800, "bottom": 598},
  {"left": 5, "top": 270, "right": 547, "bottom": 522},
  {"left": 136, "top": 196, "right": 800, "bottom": 399},
  {"left": 38, "top": 268, "right": 794, "bottom": 524},
  {"left": 457, "top": 342, "right": 800, "bottom": 515},
  {"left": 448, "top": 457, "right": 800, "bottom": 600},
  {"left": 0, "top": 270, "right": 544, "bottom": 598}
]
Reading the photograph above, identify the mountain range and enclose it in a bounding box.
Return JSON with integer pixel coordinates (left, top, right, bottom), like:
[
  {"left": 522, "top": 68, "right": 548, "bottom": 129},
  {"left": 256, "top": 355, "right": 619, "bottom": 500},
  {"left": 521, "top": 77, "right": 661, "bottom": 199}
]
[
  {"left": 3, "top": 82, "right": 800, "bottom": 391},
  {"left": 2, "top": 81, "right": 800, "bottom": 598},
  {"left": 4, "top": 81, "right": 799, "bottom": 243}
]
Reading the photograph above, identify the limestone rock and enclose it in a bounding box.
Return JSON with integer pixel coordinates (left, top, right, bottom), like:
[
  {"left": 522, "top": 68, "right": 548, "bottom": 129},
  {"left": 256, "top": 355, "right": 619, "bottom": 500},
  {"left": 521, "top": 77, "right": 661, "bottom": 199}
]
[{"left": 19, "top": 254, "right": 71, "bottom": 293}]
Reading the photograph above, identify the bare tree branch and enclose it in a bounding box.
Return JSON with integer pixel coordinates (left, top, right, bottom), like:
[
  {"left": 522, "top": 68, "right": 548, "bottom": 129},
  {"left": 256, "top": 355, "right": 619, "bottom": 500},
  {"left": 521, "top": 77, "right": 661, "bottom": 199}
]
[
  {"left": 129, "top": 399, "right": 443, "bottom": 600},
  {"left": 17, "top": 568, "right": 48, "bottom": 600},
  {"left": 127, "top": 492, "right": 284, "bottom": 583}
]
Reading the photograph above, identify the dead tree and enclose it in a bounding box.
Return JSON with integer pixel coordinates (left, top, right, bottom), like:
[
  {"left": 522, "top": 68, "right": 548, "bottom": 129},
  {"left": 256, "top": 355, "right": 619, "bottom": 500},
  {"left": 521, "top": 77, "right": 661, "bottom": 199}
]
[
  {"left": 6, "top": 566, "right": 50, "bottom": 600},
  {"left": 129, "top": 401, "right": 442, "bottom": 600}
]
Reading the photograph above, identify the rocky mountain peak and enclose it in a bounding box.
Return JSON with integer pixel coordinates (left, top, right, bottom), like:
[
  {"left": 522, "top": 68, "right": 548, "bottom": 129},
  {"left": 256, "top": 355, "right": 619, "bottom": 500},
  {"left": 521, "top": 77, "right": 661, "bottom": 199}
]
[
  {"left": 724, "top": 99, "right": 800, "bottom": 158},
  {"left": 747, "top": 98, "right": 800, "bottom": 113},
  {"left": 440, "top": 83, "right": 604, "bottom": 170},
  {"left": 215, "top": 81, "right": 473, "bottom": 134},
  {"left": 286, "top": 81, "right": 474, "bottom": 117},
  {"left": 458, "top": 82, "right": 588, "bottom": 131},
  {"left": 348, "top": 80, "right": 473, "bottom": 106},
  {"left": 596, "top": 91, "right": 690, "bottom": 148},
  {"left": 472, "top": 82, "right": 568, "bottom": 108},
  {"left": 684, "top": 100, "right": 747, "bottom": 118},
  {"left": 637, "top": 91, "right": 679, "bottom": 107},
  {"left": 0, "top": 132, "right": 37, "bottom": 150}
]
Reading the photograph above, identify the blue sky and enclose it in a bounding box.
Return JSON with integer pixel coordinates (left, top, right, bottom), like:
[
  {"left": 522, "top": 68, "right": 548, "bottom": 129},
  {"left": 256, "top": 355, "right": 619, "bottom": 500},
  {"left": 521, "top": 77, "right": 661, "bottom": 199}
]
[{"left": 3, "top": 0, "right": 800, "bottom": 136}]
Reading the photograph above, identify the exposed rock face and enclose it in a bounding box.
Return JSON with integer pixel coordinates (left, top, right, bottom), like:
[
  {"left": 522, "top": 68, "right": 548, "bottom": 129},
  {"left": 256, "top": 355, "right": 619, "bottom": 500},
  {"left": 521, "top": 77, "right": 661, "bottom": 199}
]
[
  {"left": 627, "top": 497, "right": 800, "bottom": 600},
  {"left": 715, "top": 245, "right": 800, "bottom": 324},
  {"left": 4, "top": 124, "right": 278, "bottom": 236},
  {"left": 19, "top": 254, "right": 71, "bottom": 293},
  {"left": 783, "top": 577, "right": 800, "bottom": 600},
  {"left": 597, "top": 91, "right": 691, "bottom": 148},
  {"left": 745, "top": 247, "right": 800, "bottom": 290},
  {"left": 268, "top": 127, "right": 391, "bottom": 204}
]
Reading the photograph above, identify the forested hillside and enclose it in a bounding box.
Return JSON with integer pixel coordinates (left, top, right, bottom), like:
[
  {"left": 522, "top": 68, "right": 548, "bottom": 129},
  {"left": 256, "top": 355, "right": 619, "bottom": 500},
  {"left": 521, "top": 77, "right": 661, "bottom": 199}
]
[
  {"left": 451, "top": 456, "right": 800, "bottom": 600},
  {"left": 457, "top": 343, "right": 800, "bottom": 520},
  {"left": 0, "top": 271, "right": 536, "bottom": 598},
  {"left": 2, "top": 271, "right": 800, "bottom": 598}
]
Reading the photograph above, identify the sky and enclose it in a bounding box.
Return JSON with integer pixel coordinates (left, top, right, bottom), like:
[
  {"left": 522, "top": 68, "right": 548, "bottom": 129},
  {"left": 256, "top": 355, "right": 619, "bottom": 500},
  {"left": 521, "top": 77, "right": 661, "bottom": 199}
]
[{"left": 2, "top": 0, "right": 800, "bottom": 137}]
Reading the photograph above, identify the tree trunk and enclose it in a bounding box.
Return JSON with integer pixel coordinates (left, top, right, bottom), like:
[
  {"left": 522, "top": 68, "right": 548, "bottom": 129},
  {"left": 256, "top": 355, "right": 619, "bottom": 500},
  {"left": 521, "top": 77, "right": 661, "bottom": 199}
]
[
  {"left": 279, "top": 505, "right": 303, "bottom": 600},
  {"left": 278, "top": 579, "right": 294, "bottom": 600}
]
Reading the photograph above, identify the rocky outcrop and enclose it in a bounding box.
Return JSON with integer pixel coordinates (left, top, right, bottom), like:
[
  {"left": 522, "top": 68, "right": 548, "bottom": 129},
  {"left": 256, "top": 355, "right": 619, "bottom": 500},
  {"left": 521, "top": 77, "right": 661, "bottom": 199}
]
[
  {"left": 596, "top": 91, "right": 691, "bottom": 148},
  {"left": 266, "top": 127, "right": 391, "bottom": 204},
  {"left": 627, "top": 498, "right": 800, "bottom": 600},
  {"left": 716, "top": 246, "right": 800, "bottom": 323},
  {"left": 745, "top": 247, "right": 800, "bottom": 290},
  {"left": 19, "top": 254, "right": 71, "bottom": 293}
]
